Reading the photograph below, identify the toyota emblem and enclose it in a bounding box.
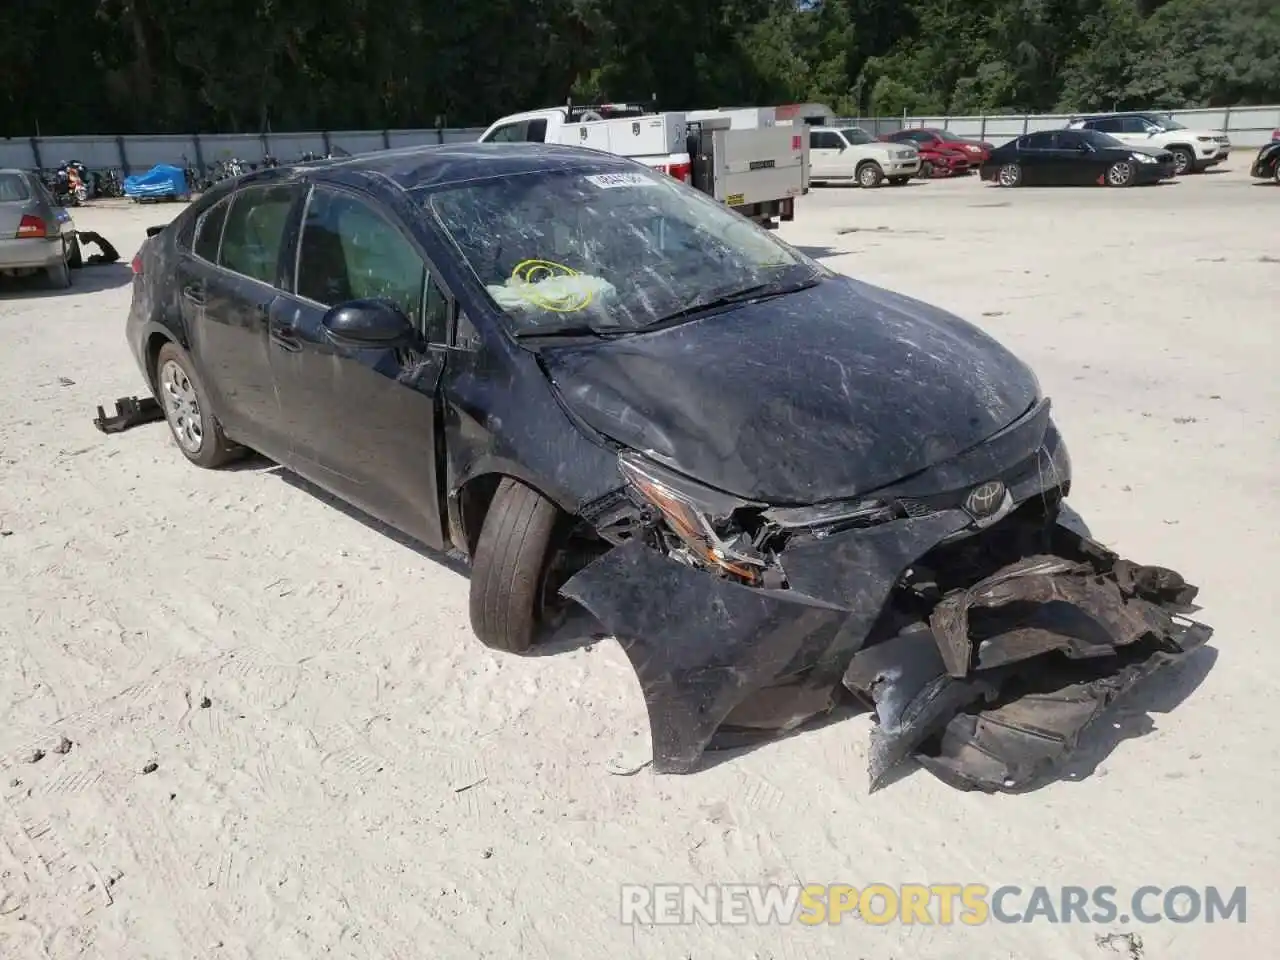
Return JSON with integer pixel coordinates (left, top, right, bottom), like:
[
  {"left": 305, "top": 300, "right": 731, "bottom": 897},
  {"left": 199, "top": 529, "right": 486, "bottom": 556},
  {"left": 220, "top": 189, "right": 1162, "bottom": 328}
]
[{"left": 964, "top": 480, "right": 1006, "bottom": 519}]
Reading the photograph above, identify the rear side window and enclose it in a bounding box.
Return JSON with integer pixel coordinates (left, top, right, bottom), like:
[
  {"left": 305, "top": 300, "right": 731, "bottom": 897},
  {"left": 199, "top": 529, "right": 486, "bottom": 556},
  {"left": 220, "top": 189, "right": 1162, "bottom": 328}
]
[
  {"left": 193, "top": 198, "right": 230, "bottom": 262},
  {"left": 219, "top": 185, "right": 298, "bottom": 284},
  {"left": 0, "top": 173, "right": 30, "bottom": 201}
]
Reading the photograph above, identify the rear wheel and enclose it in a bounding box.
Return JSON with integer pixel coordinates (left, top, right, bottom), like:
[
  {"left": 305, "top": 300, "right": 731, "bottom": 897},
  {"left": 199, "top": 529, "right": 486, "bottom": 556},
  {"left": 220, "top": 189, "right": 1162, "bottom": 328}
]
[
  {"left": 67, "top": 236, "right": 83, "bottom": 269},
  {"left": 469, "top": 478, "right": 561, "bottom": 654},
  {"left": 45, "top": 247, "right": 71, "bottom": 289},
  {"left": 1106, "top": 160, "right": 1136, "bottom": 187},
  {"left": 997, "top": 163, "right": 1023, "bottom": 187},
  {"left": 155, "top": 342, "right": 243, "bottom": 468},
  {"left": 857, "top": 162, "right": 884, "bottom": 188}
]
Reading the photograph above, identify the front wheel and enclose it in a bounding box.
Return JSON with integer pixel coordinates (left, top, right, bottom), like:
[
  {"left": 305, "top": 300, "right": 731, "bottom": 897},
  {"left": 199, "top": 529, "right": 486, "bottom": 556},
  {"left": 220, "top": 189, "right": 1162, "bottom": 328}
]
[
  {"left": 997, "top": 163, "right": 1023, "bottom": 187},
  {"left": 1170, "top": 147, "right": 1194, "bottom": 176},
  {"left": 917, "top": 160, "right": 934, "bottom": 179},
  {"left": 469, "top": 478, "right": 562, "bottom": 654},
  {"left": 857, "top": 162, "right": 884, "bottom": 188},
  {"left": 1106, "top": 160, "right": 1136, "bottom": 187}
]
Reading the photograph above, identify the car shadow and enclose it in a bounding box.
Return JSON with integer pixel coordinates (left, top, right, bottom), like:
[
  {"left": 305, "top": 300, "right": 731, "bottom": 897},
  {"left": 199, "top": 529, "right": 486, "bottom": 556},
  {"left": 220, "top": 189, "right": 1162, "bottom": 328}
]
[
  {"left": 0, "top": 262, "right": 133, "bottom": 300},
  {"left": 273, "top": 467, "right": 473, "bottom": 578},
  {"left": 793, "top": 245, "right": 841, "bottom": 259}
]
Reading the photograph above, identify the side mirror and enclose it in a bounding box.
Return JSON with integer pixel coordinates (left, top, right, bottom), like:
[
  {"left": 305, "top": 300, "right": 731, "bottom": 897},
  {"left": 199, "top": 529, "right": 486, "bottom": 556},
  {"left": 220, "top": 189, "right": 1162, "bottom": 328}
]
[{"left": 322, "top": 299, "right": 420, "bottom": 349}]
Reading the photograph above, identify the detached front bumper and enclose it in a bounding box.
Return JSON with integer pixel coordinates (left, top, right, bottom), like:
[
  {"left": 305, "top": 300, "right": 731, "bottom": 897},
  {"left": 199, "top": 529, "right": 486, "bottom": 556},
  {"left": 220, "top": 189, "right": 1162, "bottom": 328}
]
[{"left": 561, "top": 409, "right": 1212, "bottom": 793}]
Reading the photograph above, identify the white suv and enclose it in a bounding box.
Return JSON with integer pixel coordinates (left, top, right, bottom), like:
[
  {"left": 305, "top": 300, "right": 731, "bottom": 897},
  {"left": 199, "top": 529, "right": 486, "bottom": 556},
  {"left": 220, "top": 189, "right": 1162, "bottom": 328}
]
[
  {"left": 808, "top": 127, "right": 920, "bottom": 187},
  {"left": 1065, "top": 112, "right": 1229, "bottom": 175}
]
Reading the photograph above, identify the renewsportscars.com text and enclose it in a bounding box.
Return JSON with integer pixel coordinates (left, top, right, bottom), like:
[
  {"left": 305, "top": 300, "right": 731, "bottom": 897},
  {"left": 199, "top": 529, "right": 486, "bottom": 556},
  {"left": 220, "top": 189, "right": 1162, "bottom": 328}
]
[{"left": 620, "top": 883, "right": 1247, "bottom": 926}]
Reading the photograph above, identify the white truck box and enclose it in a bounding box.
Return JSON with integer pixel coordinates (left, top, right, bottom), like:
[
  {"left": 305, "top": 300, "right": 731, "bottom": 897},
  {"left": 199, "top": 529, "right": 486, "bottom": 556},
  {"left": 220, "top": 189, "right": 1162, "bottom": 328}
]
[{"left": 558, "top": 113, "right": 688, "bottom": 159}]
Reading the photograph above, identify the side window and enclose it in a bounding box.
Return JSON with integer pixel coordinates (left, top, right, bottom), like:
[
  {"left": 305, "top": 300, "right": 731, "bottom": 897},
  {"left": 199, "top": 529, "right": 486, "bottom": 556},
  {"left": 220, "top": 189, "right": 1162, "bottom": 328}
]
[
  {"left": 810, "top": 130, "right": 841, "bottom": 150},
  {"left": 193, "top": 198, "right": 230, "bottom": 262},
  {"left": 486, "top": 121, "right": 527, "bottom": 143},
  {"left": 910, "top": 131, "right": 933, "bottom": 143},
  {"left": 1057, "top": 131, "right": 1084, "bottom": 150},
  {"left": 1023, "top": 132, "right": 1055, "bottom": 150},
  {"left": 219, "top": 185, "right": 298, "bottom": 284},
  {"left": 525, "top": 118, "right": 548, "bottom": 143},
  {"left": 295, "top": 188, "right": 428, "bottom": 330},
  {"left": 1120, "top": 117, "right": 1149, "bottom": 134}
]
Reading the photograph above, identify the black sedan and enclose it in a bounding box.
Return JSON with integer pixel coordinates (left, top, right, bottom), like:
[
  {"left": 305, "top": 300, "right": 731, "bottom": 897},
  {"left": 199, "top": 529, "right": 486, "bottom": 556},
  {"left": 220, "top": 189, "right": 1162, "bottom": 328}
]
[
  {"left": 980, "top": 129, "right": 1176, "bottom": 187},
  {"left": 125, "top": 144, "right": 1209, "bottom": 791},
  {"left": 1250, "top": 140, "right": 1280, "bottom": 183}
]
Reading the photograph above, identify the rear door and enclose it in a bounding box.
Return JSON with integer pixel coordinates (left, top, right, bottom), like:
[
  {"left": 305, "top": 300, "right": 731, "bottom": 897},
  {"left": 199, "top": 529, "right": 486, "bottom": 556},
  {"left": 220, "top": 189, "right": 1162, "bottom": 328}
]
[
  {"left": 1014, "top": 132, "right": 1058, "bottom": 184},
  {"left": 267, "top": 183, "right": 450, "bottom": 548},
  {"left": 185, "top": 182, "right": 305, "bottom": 456}
]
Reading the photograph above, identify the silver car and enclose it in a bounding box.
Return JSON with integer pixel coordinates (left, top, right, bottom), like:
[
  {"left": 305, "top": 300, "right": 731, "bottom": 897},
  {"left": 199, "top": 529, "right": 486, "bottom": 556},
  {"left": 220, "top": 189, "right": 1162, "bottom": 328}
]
[{"left": 0, "top": 168, "right": 79, "bottom": 288}]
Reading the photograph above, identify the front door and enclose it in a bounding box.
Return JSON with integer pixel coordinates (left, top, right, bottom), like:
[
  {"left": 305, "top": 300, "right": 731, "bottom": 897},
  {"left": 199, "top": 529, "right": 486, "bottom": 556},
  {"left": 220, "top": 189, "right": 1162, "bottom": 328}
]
[
  {"left": 182, "top": 183, "right": 302, "bottom": 455},
  {"left": 808, "top": 129, "right": 846, "bottom": 179},
  {"left": 268, "top": 184, "right": 449, "bottom": 549}
]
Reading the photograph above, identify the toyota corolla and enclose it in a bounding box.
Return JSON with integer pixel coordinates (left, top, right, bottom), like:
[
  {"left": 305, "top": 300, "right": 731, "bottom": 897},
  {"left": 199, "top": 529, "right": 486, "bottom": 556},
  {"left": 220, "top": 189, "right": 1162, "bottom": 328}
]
[{"left": 123, "top": 144, "right": 1211, "bottom": 791}]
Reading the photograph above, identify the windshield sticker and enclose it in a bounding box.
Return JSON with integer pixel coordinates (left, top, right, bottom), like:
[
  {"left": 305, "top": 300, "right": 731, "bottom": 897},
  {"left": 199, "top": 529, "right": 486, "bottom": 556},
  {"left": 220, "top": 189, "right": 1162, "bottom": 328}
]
[
  {"left": 584, "top": 172, "right": 659, "bottom": 189},
  {"left": 485, "top": 259, "right": 616, "bottom": 313}
]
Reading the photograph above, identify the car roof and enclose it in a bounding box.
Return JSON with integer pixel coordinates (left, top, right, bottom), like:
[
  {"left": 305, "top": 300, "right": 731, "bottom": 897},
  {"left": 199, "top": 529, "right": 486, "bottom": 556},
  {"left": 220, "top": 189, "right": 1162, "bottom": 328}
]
[{"left": 295, "top": 142, "right": 639, "bottom": 192}]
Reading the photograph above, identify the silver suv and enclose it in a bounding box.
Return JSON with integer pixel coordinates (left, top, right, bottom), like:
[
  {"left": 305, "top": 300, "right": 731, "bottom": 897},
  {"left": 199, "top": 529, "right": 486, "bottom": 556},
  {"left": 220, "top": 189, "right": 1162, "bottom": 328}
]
[{"left": 1065, "top": 112, "right": 1229, "bottom": 175}]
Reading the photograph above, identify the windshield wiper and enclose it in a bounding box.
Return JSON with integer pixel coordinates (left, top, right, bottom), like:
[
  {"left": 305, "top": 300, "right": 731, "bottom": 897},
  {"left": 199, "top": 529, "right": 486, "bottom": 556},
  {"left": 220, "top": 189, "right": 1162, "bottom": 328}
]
[
  {"left": 511, "top": 323, "right": 632, "bottom": 340},
  {"left": 644, "top": 275, "right": 822, "bottom": 330}
]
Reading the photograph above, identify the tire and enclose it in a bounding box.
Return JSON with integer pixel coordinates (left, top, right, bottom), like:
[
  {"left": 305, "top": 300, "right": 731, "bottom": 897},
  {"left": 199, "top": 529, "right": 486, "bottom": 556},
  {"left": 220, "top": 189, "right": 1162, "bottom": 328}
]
[
  {"left": 154, "top": 342, "right": 242, "bottom": 468},
  {"left": 1274, "top": 162, "right": 1279, "bottom": 185},
  {"left": 45, "top": 250, "right": 71, "bottom": 289},
  {"left": 469, "top": 477, "right": 561, "bottom": 654},
  {"left": 1169, "top": 147, "right": 1194, "bottom": 176},
  {"left": 917, "top": 160, "right": 934, "bottom": 179},
  {"left": 67, "top": 236, "right": 82, "bottom": 269},
  {"left": 857, "top": 162, "right": 884, "bottom": 188},
  {"left": 1106, "top": 160, "right": 1136, "bottom": 188},
  {"left": 997, "top": 163, "right": 1023, "bottom": 187}
]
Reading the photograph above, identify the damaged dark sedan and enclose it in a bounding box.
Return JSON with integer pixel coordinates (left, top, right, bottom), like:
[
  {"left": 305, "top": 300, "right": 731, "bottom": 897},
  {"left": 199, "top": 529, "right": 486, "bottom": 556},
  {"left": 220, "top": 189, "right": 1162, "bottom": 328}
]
[{"left": 125, "top": 143, "right": 1211, "bottom": 792}]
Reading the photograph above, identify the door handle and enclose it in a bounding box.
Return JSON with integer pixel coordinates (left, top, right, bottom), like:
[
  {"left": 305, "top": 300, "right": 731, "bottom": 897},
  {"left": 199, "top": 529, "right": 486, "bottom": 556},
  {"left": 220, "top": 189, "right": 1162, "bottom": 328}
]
[{"left": 181, "top": 283, "right": 206, "bottom": 305}]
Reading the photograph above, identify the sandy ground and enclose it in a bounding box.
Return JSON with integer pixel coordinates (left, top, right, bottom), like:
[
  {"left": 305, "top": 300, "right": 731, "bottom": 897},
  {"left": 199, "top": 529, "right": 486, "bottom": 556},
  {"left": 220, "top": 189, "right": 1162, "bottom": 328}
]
[{"left": 0, "top": 164, "right": 1276, "bottom": 960}]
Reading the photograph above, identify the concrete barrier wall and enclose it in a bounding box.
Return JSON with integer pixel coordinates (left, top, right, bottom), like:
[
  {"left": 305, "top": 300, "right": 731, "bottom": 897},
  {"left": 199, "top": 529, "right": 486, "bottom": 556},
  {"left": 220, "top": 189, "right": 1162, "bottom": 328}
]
[
  {"left": 1, "top": 105, "right": 1276, "bottom": 172},
  {"left": 830, "top": 105, "right": 1280, "bottom": 148}
]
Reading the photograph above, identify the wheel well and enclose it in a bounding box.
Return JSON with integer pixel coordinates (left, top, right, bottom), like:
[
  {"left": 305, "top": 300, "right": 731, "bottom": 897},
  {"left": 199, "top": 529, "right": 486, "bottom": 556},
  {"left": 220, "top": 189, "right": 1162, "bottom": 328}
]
[
  {"left": 145, "top": 332, "right": 173, "bottom": 390},
  {"left": 1166, "top": 143, "right": 1193, "bottom": 154},
  {"left": 856, "top": 159, "right": 880, "bottom": 173},
  {"left": 458, "top": 474, "right": 503, "bottom": 556}
]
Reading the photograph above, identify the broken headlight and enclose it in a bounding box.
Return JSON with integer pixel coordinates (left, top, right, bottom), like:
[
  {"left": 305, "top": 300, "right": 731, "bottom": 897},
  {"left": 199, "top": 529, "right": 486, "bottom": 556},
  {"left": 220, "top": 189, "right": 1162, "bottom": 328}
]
[{"left": 617, "top": 451, "right": 773, "bottom": 583}]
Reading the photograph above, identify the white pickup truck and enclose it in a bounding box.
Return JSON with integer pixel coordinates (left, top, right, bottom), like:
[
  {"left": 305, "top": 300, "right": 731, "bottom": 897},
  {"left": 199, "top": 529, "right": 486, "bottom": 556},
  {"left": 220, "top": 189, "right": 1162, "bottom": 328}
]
[{"left": 477, "top": 103, "right": 805, "bottom": 228}]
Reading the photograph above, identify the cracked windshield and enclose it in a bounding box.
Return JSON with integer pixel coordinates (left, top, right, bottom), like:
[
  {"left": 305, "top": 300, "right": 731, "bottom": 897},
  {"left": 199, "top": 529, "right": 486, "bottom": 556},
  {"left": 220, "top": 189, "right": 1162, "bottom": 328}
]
[{"left": 426, "top": 166, "right": 820, "bottom": 333}]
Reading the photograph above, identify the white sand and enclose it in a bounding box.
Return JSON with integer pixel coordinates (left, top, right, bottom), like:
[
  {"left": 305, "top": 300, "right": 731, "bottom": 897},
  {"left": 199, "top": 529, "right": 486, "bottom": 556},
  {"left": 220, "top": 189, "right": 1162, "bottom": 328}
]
[{"left": 0, "top": 166, "right": 1275, "bottom": 959}]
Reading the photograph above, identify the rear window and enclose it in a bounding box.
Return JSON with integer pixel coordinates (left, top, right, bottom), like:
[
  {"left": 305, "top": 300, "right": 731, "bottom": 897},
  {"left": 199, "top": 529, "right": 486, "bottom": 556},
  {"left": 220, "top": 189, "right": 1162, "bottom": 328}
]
[{"left": 0, "top": 173, "right": 30, "bottom": 202}]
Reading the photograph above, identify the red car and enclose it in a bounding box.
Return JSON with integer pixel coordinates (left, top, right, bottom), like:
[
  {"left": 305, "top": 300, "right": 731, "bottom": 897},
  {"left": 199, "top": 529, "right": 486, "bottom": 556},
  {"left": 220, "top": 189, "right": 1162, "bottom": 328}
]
[
  {"left": 875, "top": 132, "right": 967, "bottom": 178},
  {"left": 883, "top": 128, "right": 997, "bottom": 170}
]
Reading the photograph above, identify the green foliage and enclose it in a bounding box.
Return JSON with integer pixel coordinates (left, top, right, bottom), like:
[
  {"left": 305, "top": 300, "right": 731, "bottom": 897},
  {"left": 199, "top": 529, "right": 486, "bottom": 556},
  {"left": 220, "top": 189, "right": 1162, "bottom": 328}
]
[{"left": 0, "top": 0, "right": 1276, "bottom": 134}]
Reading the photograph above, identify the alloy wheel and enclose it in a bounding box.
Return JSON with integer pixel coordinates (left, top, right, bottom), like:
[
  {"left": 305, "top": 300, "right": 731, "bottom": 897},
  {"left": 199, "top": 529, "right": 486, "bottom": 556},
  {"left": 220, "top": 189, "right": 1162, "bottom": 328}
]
[
  {"left": 998, "top": 164, "right": 1021, "bottom": 187},
  {"left": 1171, "top": 149, "right": 1192, "bottom": 175},
  {"left": 159, "top": 359, "right": 204, "bottom": 453},
  {"left": 1107, "top": 161, "right": 1134, "bottom": 187}
]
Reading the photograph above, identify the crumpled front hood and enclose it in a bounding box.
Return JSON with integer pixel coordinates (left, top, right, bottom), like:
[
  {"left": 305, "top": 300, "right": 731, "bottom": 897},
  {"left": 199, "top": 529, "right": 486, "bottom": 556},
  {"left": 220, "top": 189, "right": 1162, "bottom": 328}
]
[{"left": 542, "top": 275, "right": 1040, "bottom": 504}]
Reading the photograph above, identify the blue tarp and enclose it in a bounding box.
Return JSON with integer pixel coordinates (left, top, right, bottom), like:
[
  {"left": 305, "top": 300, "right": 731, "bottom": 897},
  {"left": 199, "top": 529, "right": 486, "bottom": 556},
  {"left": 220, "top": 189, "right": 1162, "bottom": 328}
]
[{"left": 123, "top": 164, "right": 188, "bottom": 199}]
